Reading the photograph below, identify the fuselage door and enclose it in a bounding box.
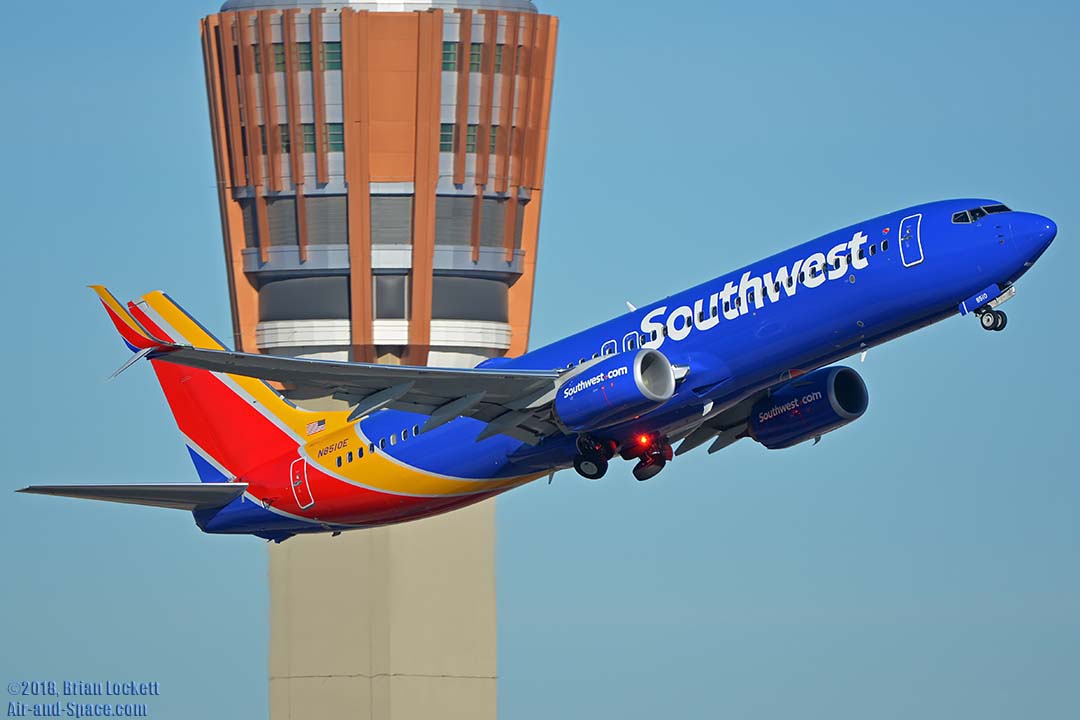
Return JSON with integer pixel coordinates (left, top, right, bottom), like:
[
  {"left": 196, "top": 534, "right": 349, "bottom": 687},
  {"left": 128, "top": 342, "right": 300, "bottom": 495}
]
[
  {"left": 899, "top": 213, "right": 924, "bottom": 267},
  {"left": 290, "top": 458, "right": 315, "bottom": 510}
]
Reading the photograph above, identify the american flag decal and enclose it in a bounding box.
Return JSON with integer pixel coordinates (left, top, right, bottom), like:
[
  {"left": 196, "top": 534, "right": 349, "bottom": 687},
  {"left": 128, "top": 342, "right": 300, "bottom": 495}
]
[{"left": 306, "top": 419, "right": 326, "bottom": 436}]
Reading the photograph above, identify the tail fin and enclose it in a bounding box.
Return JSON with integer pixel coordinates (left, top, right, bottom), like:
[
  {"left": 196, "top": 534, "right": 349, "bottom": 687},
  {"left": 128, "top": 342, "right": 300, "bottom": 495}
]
[{"left": 92, "top": 287, "right": 347, "bottom": 483}]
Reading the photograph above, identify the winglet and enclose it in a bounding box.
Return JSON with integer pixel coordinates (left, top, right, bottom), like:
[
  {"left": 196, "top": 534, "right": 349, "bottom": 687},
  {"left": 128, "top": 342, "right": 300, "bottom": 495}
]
[{"left": 89, "top": 285, "right": 167, "bottom": 352}]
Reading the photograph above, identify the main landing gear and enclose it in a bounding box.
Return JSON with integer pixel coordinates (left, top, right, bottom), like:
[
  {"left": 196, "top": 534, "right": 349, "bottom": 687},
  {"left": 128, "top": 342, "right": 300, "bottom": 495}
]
[
  {"left": 573, "top": 435, "right": 616, "bottom": 480},
  {"left": 572, "top": 434, "right": 675, "bottom": 482},
  {"left": 978, "top": 309, "right": 1008, "bottom": 332},
  {"left": 627, "top": 434, "right": 673, "bottom": 482}
]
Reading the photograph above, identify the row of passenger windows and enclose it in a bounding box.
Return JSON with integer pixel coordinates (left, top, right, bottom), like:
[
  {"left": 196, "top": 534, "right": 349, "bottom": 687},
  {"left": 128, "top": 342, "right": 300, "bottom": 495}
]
[
  {"left": 440, "top": 123, "right": 509, "bottom": 154},
  {"left": 559, "top": 239, "right": 892, "bottom": 370},
  {"left": 246, "top": 42, "right": 342, "bottom": 73},
  {"left": 333, "top": 424, "right": 422, "bottom": 468},
  {"left": 254, "top": 123, "right": 344, "bottom": 154},
  {"left": 442, "top": 41, "right": 523, "bottom": 72},
  {"left": 952, "top": 204, "right": 1010, "bottom": 224}
]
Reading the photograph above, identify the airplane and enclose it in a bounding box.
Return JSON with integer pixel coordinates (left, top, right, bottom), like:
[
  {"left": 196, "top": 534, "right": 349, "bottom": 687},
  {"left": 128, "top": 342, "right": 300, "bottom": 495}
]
[{"left": 19, "top": 199, "right": 1056, "bottom": 542}]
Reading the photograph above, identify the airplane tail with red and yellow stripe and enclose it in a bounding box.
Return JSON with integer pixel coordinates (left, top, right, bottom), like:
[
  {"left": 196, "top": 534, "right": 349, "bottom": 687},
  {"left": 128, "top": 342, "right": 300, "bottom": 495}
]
[{"left": 91, "top": 286, "right": 346, "bottom": 484}]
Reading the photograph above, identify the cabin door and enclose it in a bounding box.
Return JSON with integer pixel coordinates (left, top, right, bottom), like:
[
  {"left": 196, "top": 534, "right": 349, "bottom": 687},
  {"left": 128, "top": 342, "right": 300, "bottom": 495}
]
[
  {"left": 290, "top": 458, "right": 315, "bottom": 509},
  {"left": 899, "top": 213, "right": 924, "bottom": 267}
]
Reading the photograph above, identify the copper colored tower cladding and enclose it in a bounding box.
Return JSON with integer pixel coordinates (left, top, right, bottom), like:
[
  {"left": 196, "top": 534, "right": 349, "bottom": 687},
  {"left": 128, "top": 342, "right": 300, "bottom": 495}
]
[
  {"left": 200, "top": 0, "right": 557, "bottom": 368},
  {"left": 198, "top": 2, "right": 557, "bottom": 718}
]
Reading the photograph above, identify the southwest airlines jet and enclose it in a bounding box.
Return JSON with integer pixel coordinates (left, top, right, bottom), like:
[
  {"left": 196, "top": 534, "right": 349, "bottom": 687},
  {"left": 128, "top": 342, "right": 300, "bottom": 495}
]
[{"left": 20, "top": 199, "right": 1056, "bottom": 542}]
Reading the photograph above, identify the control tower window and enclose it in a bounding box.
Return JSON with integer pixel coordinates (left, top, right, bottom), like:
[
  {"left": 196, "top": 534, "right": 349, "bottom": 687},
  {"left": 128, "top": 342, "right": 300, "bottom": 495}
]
[
  {"left": 298, "top": 42, "right": 312, "bottom": 71},
  {"left": 327, "top": 123, "right": 344, "bottom": 152},
  {"left": 440, "top": 124, "right": 455, "bottom": 153},
  {"left": 442, "top": 42, "right": 458, "bottom": 71},
  {"left": 322, "top": 42, "right": 342, "bottom": 71},
  {"left": 374, "top": 275, "right": 409, "bottom": 320}
]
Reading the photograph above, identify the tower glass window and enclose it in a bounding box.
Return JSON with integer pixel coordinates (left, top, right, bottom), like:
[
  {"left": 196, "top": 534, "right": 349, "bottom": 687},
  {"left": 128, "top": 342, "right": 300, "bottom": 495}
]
[
  {"left": 323, "top": 41, "right": 342, "bottom": 70},
  {"left": 465, "top": 125, "right": 478, "bottom": 153},
  {"left": 302, "top": 124, "right": 316, "bottom": 152},
  {"left": 374, "top": 276, "right": 409, "bottom": 320},
  {"left": 470, "top": 44, "right": 482, "bottom": 72},
  {"left": 442, "top": 41, "right": 458, "bottom": 71},
  {"left": 440, "top": 123, "right": 455, "bottom": 152},
  {"left": 494, "top": 44, "right": 504, "bottom": 72},
  {"left": 327, "top": 123, "right": 345, "bottom": 152},
  {"left": 297, "top": 42, "right": 312, "bottom": 71}
]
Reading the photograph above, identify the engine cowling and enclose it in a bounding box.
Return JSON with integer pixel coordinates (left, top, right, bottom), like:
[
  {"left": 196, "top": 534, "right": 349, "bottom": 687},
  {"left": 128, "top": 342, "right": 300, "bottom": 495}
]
[
  {"left": 554, "top": 349, "right": 676, "bottom": 432},
  {"left": 750, "top": 366, "right": 868, "bottom": 449}
]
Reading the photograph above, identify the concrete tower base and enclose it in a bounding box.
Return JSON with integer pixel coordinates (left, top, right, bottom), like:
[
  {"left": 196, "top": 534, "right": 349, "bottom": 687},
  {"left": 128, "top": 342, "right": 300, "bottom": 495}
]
[{"left": 268, "top": 501, "right": 497, "bottom": 720}]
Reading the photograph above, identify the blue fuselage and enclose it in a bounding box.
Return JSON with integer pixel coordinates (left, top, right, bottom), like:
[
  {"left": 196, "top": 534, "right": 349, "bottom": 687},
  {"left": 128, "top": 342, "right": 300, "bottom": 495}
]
[{"left": 357, "top": 198, "right": 1056, "bottom": 479}]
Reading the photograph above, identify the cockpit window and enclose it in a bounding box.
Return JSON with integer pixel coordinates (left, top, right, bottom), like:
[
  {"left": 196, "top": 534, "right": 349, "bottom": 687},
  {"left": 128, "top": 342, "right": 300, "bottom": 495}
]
[{"left": 953, "top": 204, "right": 1011, "bottom": 223}]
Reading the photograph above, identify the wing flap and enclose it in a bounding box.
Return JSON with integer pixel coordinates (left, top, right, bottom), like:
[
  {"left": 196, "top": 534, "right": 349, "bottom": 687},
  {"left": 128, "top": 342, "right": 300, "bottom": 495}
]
[{"left": 17, "top": 483, "right": 249, "bottom": 511}]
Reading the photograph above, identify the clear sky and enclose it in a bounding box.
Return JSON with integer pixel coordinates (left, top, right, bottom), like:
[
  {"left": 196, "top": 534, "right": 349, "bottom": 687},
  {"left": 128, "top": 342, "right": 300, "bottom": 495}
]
[{"left": 1, "top": 1, "right": 1077, "bottom": 718}]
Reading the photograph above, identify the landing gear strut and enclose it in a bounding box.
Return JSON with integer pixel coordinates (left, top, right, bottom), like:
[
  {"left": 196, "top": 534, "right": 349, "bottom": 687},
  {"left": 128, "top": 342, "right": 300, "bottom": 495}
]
[
  {"left": 573, "top": 435, "right": 615, "bottom": 480},
  {"left": 979, "top": 309, "right": 1007, "bottom": 332}
]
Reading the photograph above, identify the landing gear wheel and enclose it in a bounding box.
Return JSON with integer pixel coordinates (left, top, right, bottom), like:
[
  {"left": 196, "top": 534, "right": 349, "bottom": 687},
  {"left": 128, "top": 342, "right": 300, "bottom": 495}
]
[
  {"left": 574, "top": 454, "right": 608, "bottom": 480},
  {"left": 993, "top": 310, "right": 1008, "bottom": 331},
  {"left": 632, "top": 457, "right": 666, "bottom": 482},
  {"left": 979, "top": 311, "right": 998, "bottom": 331}
]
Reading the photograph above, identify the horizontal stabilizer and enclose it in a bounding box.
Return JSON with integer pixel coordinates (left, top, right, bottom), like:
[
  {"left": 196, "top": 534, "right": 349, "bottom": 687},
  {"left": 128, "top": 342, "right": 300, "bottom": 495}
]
[{"left": 17, "top": 483, "right": 248, "bottom": 511}]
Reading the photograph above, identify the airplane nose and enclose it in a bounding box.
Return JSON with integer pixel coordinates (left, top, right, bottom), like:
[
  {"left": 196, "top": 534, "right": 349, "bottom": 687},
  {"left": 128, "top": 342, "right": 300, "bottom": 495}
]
[{"left": 1036, "top": 216, "right": 1057, "bottom": 249}]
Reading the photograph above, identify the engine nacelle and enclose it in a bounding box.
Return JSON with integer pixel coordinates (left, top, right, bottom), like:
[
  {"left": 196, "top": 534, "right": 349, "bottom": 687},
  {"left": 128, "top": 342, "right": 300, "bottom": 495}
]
[
  {"left": 750, "top": 366, "right": 868, "bottom": 449},
  {"left": 554, "top": 349, "right": 676, "bottom": 432}
]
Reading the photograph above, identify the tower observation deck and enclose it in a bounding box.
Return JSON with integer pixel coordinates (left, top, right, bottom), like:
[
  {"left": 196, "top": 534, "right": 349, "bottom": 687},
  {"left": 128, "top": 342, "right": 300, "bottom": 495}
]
[{"left": 200, "top": 0, "right": 557, "bottom": 369}]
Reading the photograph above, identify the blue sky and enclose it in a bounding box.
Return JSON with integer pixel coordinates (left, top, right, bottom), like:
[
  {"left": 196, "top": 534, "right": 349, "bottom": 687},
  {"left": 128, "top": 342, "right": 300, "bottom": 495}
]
[{"left": 2, "top": 1, "right": 1077, "bottom": 718}]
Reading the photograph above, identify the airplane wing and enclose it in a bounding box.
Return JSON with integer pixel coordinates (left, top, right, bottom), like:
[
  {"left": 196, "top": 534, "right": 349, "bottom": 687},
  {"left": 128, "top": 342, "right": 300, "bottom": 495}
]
[
  {"left": 92, "top": 285, "right": 564, "bottom": 444},
  {"left": 17, "top": 483, "right": 248, "bottom": 511},
  {"left": 155, "top": 345, "right": 564, "bottom": 443}
]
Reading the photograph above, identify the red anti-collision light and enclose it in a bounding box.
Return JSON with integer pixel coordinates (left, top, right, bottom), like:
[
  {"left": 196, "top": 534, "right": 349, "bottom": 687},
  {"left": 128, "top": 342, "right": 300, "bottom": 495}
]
[{"left": 638, "top": 434, "right": 650, "bottom": 446}]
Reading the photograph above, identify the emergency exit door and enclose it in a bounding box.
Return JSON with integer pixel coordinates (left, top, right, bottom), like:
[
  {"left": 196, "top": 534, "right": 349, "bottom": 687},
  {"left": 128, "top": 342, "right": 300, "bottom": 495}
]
[{"left": 290, "top": 458, "right": 315, "bottom": 509}]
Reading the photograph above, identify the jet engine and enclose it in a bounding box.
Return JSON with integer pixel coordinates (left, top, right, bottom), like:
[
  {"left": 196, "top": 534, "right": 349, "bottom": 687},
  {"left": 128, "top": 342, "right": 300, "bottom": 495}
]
[
  {"left": 749, "top": 366, "right": 868, "bottom": 449},
  {"left": 554, "top": 349, "right": 676, "bottom": 432}
]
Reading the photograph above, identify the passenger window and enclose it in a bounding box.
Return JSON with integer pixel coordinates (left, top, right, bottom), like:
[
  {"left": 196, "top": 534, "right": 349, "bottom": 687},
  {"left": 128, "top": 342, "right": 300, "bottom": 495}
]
[
  {"left": 358, "top": 447, "right": 364, "bottom": 459},
  {"left": 413, "top": 424, "right": 420, "bottom": 436},
  {"left": 369, "top": 443, "right": 375, "bottom": 453},
  {"left": 787, "top": 276, "right": 794, "bottom": 286},
  {"left": 401, "top": 430, "right": 408, "bottom": 442},
  {"left": 591, "top": 353, "right": 599, "bottom": 359},
  {"left": 390, "top": 434, "right": 397, "bottom": 446},
  {"left": 869, "top": 244, "right": 876, "bottom": 256},
  {"left": 881, "top": 240, "right": 889, "bottom": 252},
  {"left": 379, "top": 438, "right": 386, "bottom": 449},
  {"left": 723, "top": 300, "right": 729, "bottom": 312},
  {"left": 347, "top": 451, "right": 353, "bottom": 463},
  {"left": 711, "top": 304, "right": 718, "bottom": 318},
  {"left": 773, "top": 281, "right": 780, "bottom": 293},
  {"left": 336, "top": 456, "right": 342, "bottom": 468},
  {"left": 799, "top": 272, "right": 805, "bottom": 282}
]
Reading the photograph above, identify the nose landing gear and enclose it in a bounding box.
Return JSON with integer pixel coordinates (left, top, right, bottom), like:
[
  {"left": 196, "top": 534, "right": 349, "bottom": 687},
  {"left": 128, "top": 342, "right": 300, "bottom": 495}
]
[{"left": 978, "top": 309, "right": 1008, "bottom": 332}]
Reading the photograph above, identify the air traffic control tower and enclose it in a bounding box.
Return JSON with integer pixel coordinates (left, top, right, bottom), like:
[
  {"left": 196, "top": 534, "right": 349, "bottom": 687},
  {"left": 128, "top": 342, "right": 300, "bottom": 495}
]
[{"left": 197, "top": 1, "right": 557, "bottom": 717}]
